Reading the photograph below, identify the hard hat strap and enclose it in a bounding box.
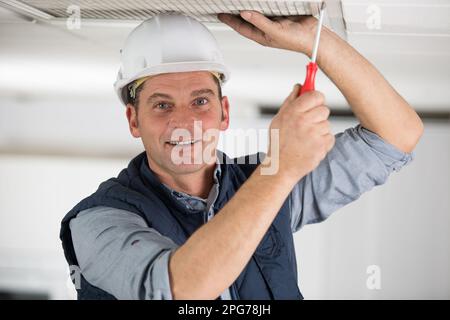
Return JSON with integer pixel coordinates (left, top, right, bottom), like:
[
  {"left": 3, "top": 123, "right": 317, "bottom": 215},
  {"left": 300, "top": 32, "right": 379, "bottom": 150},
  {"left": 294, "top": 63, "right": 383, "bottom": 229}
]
[{"left": 128, "top": 76, "right": 151, "bottom": 99}]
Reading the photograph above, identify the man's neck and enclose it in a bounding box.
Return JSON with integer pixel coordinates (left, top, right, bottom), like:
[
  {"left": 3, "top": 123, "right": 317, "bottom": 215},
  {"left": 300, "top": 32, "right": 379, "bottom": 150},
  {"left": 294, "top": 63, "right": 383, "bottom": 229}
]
[{"left": 147, "top": 157, "right": 216, "bottom": 199}]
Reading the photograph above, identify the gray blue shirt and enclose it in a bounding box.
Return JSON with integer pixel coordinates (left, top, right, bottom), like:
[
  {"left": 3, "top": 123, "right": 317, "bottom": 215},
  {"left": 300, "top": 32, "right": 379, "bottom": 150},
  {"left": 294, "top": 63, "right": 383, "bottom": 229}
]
[{"left": 69, "top": 124, "right": 413, "bottom": 300}]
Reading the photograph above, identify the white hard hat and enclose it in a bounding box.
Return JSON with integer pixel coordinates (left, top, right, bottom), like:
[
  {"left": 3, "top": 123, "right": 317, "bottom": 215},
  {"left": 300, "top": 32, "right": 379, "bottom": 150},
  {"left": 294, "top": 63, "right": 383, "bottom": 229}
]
[{"left": 114, "top": 14, "right": 230, "bottom": 106}]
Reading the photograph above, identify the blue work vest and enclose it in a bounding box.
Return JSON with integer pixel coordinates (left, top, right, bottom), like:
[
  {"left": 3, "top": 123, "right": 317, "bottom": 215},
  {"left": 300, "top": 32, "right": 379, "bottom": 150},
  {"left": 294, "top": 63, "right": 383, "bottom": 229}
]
[{"left": 60, "top": 151, "right": 303, "bottom": 300}]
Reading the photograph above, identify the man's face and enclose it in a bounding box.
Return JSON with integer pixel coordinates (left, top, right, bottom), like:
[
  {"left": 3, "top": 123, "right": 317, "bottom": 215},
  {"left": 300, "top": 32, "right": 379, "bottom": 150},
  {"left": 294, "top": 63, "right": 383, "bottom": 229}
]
[{"left": 126, "top": 71, "right": 230, "bottom": 176}]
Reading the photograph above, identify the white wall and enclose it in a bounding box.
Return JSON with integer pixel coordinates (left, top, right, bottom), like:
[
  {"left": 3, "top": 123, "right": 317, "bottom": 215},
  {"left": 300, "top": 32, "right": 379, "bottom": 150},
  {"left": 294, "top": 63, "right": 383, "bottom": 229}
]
[{"left": 0, "top": 155, "right": 130, "bottom": 299}]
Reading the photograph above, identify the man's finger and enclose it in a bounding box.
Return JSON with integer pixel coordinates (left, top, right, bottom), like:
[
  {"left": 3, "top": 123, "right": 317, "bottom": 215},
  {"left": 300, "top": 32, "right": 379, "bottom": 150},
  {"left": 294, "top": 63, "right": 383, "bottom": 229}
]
[
  {"left": 314, "top": 120, "right": 331, "bottom": 136},
  {"left": 302, "top": 105, "right": 331, "bottom": 123},
  {"left": 292, "top": 91, "right": 326, "bottom": 113},
  {"left": 239, "top": 11, "right": 277, "bottom": 35},
  {"left": 280, "top": 84, "right": 301, "bottom": 108},
  {"left": 217, "top": 13, "right": 267, "bottom": 45},
  {"left": 324, "top": 133, "right": 336, "bottom": 153},
  {"left": 287, "top": 84, "right": 301, "bottom": 101}
]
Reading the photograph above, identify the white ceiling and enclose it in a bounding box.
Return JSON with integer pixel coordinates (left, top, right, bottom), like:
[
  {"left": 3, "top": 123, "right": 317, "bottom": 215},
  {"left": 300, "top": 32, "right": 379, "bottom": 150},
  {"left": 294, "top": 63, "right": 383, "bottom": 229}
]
[{"left": 0, "top": 1, "right": 449, "bottom": 156}]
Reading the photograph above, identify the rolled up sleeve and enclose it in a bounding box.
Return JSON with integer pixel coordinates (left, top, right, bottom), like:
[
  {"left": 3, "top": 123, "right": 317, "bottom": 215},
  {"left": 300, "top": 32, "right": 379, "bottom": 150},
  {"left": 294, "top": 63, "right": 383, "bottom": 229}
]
[
  {"left": 290, "top": 124, "right": 414, "bottom": 233},
  {"left": 70, "top": 206, "right": 177, "bottom": 300}
]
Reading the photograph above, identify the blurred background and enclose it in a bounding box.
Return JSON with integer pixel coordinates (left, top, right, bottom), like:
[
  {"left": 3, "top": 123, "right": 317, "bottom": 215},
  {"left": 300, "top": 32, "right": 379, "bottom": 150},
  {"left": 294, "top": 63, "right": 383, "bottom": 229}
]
[{"left": 0, "top": 0, "right": 449, "bottom": 299}]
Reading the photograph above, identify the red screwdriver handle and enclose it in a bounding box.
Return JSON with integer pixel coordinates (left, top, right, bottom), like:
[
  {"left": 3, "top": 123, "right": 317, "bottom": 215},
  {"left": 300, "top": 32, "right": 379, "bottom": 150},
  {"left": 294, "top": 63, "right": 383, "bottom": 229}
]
[{"left": 299, "top": 62, "right": 318, "bottom": 96}]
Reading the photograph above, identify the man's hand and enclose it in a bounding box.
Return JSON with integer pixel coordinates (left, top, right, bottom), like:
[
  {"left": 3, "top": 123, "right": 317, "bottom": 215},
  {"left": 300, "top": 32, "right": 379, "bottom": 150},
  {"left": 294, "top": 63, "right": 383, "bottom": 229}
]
[
  {"left": 218, "top": 11, "right": 322, "bottom": 57},
  {"left": 267, "top": 84, "right": 335, "bottom": 179}
]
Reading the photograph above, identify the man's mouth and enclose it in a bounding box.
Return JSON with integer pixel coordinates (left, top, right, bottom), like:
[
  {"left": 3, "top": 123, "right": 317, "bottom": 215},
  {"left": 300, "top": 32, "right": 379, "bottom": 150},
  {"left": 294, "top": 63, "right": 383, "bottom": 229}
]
[{"left": 165, "top": 140, "right": 200, "bottom": 146}]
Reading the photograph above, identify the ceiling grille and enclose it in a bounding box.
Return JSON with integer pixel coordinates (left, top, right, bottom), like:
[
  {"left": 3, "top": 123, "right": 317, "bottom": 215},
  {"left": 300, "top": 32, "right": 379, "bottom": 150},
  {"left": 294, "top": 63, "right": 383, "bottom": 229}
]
[
  {"left": 0, "top": 0, "right": 346, "bottom": 38},
  {"left": 14, "top": 0, "right": 323, "bottom": 22}
]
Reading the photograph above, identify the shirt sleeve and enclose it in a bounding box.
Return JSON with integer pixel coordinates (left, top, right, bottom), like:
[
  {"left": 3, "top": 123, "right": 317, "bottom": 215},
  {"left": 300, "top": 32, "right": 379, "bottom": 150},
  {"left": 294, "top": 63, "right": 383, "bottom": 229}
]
[
  {"left": 69, "top": 206, "right": 178, "bottom": 300},
  {"left": 290, "top": 124, "right": 414, "bottom": 233}
]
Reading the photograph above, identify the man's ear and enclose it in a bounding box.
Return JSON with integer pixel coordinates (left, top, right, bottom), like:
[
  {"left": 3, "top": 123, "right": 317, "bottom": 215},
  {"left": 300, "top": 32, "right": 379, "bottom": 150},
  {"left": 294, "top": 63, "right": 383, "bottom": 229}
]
[
  {"left": 126, "top": 104, "right": 141, "bottom": 138},
  {"left": 219, "top": 96, "right": 230, "bottom": 131}
]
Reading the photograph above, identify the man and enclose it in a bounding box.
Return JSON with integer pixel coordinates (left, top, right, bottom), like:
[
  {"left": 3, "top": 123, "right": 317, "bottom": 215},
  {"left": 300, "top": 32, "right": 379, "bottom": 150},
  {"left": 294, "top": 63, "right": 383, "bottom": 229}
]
[{"left": 60, "top": 12, "right": 423, "bottom": 300}]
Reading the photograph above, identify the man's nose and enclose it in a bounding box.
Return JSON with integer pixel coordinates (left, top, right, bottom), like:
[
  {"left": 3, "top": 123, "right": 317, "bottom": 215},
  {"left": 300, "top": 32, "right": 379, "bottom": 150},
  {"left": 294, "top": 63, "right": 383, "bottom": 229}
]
[{"left": 167, "top": 107, "right": 197, "bottom": 129}]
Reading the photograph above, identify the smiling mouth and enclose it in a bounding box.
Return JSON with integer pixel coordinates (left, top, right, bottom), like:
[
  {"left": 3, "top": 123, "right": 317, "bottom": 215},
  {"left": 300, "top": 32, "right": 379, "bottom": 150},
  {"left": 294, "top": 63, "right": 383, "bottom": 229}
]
[{"left": 165, "top": 140, "right": 200, "bottom": 146}]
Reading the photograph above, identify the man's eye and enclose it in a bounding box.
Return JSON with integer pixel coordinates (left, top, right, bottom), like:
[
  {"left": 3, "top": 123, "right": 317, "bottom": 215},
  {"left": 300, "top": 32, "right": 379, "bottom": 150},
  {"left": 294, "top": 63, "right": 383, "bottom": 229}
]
[
  {"left": 194, "top": 98, "right": 209, "bottom": 106},
  {"left": 155, "top": 102, "right": 171, "bottom": 110}
]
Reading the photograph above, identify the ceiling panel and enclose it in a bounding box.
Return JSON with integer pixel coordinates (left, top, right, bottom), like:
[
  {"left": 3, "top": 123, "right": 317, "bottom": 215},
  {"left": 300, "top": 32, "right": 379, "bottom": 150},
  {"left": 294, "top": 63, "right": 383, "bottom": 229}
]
[
  {"left": 0, "top": 0, "right": 347, "bottom": 39},
  {"left": 1, "top": 0, "right": 322, "bottom": 20}
]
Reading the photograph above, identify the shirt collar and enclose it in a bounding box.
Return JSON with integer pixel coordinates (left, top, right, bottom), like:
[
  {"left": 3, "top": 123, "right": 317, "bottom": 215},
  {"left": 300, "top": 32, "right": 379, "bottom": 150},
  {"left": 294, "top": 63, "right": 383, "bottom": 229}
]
[{"left": 162, "top": 153, "right": 222, "bottom": 202}]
